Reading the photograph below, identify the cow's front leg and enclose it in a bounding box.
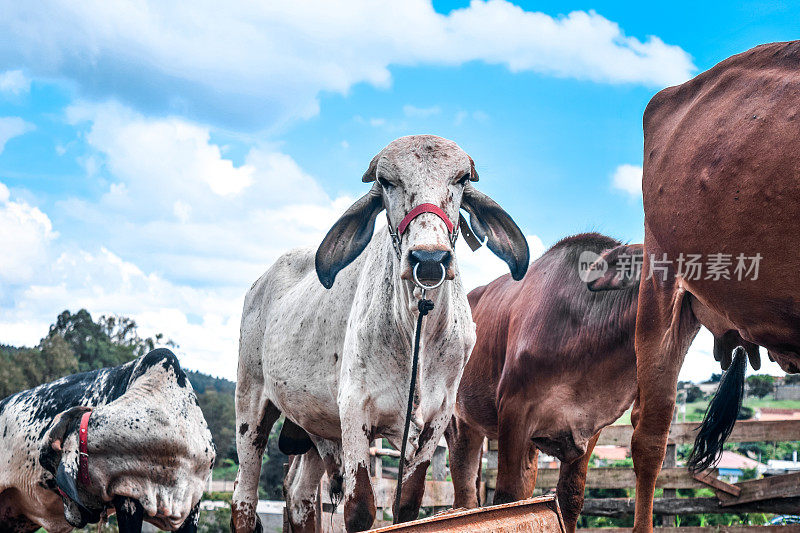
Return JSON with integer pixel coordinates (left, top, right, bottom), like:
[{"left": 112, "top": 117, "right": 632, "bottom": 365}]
[
  {"left": 393, "top": 410, "right": 453, "bottom": 522},
  {"left": 340, "top": 409, "right": 376, "bottom": 532},
  {"left": 231, "top": 367, "right": 281, "bottom": 533},
  {"left": 284, "top": 448, "right": 326, "bottom": 533},
  {"left": 494, "top": 400, "right": 538, "bottom": 505},
  {"left": 556, "top": 433, "right": 599, "bottom": 533},
  {"left": 113, "top": 496, "right": 144, "bottom": 533},
  {"left": 445, "top": 416, "right": 485, "bottom": 509},
  {"left": 392, "top": 459, "right": 430, "bottom": 522}
]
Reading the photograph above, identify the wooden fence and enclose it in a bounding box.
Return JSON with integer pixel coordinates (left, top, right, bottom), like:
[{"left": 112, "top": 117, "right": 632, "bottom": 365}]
[
  {"left": 293, "top": 419, "right": 800, "bottom": 531},
  {"left": 550, "top": 419, "right": 800, "bottom": 525}
]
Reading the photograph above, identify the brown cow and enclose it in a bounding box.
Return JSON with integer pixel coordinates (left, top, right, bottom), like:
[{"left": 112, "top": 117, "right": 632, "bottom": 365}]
[
  {"left": 445, "top": 233, "right": 640, "bottom": 531},
  {"left": 614, "top": 40, "right": 800, "bottom": 532}
]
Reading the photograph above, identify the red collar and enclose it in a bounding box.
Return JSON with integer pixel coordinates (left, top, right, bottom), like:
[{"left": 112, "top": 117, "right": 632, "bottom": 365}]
[
  {"left": 397, "top": 203, "right": 454, "bottom": 235},
  {"left": 77, "top": 410, "right": 92, "bottom": 486}
]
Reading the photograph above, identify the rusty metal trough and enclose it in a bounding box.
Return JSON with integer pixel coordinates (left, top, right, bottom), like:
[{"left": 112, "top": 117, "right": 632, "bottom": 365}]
[{"left": 370, "top": 495, "right": 566, "bottom": 533}]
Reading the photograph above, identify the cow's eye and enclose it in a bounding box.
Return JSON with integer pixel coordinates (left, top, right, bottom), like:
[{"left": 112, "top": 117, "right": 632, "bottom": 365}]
[
  {"left": 378, "top": 177, "right": 395, "bottom": 189},
  {"left": 457, "top": 173, "right": 470, "bottom": 185}
]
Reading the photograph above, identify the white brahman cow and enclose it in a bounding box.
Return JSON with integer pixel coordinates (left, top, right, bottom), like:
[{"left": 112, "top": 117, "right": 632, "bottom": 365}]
[{"left": 231, "top": 135, "right": 529, "bottom": 532}]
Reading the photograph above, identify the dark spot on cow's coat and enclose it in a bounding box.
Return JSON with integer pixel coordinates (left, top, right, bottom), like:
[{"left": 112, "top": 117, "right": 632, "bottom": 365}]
[{"left": 418, "top": 423, "right": 435, "bottom": 451}]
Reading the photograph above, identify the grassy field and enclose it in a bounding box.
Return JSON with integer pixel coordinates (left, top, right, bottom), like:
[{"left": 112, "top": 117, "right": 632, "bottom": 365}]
[
  {"left": 612, "top": 395, "right": 800, "bottom": 426},
  {"left": 745, "top": 397, "right": 800, "bottom": 409}
]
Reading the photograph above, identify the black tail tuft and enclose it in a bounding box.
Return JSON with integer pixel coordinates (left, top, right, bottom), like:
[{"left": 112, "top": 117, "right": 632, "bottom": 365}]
[{"left": 687, "top": 346, "right": 747, "bottom": 472}]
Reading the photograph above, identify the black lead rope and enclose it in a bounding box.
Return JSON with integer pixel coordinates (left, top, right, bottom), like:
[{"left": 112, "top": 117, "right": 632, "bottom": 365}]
[{"left": 393, "top": 295, "right": 435, "bottom": 524}]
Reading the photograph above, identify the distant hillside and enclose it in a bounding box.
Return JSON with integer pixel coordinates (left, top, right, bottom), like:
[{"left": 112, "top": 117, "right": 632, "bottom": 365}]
[{"left": 187, "top": 370, "right": 236, "bottom": 395}]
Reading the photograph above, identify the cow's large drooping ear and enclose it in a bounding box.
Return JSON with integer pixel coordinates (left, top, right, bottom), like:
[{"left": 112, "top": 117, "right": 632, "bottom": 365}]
[
  {"left": 461, "top": 184, "right": 529, "bottom": 280},
  {"left": 316, "top": 183, "right": 384, "bottom": 288},
  {"left": 56, "top": 462, "right": 84, "bottom": 514},
  {"left": 40, "top": 405, "right": 91, "bottom": 473},
  {"left": 586, "top": 244, "right": 643, "bottom": 291},
  {"left": 40, "top": 406, "right": 95, "bottom": 526}
]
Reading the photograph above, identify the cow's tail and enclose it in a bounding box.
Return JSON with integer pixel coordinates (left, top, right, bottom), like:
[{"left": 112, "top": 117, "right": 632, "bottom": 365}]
[{"left": 687, "top": 346, "right": 747, "bottom": 472}]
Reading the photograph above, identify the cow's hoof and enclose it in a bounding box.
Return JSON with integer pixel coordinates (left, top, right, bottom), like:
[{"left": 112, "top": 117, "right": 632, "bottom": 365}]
[
  {"left": 344, "top": 499, "right": 375, "bottom": 532},
  {"left": 492, "top": 490, "right": 516, "bottom": 505},
  {"left": 394, "top": 504, "right": 420, "bottom": 523}
]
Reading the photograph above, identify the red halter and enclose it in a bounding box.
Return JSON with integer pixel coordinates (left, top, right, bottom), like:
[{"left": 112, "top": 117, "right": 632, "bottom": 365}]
[
  {"left": 388, "top": 203, "right": 484, "bottom": 257},
  {"left": 77, "top": 410, "right": 92, "bottom": 486},
  {"left": 397, "top": 203, "right": 454, "bottom": 235}
]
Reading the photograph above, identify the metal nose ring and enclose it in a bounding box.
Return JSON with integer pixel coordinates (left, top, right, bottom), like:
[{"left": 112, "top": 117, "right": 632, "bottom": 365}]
[{"left": 412, "top": 262, "right": 447, "bottom": 290}]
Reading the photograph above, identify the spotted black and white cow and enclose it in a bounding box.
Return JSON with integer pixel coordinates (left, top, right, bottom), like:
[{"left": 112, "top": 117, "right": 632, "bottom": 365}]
[{"left": 0, "top": 348, "right": 215, "bottom": 533}]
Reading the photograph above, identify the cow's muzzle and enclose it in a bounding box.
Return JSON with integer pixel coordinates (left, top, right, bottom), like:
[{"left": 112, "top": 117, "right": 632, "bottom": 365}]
[{"left": 409, "top": 249, "right": 450, "bottom": 288}]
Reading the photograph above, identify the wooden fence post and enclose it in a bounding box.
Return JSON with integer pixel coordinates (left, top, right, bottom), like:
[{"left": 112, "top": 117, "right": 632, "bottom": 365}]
[
  {"left": 370, "top": 438, "right": 383, "bottom": 478},
  {"left": 370, "top": 439, "right": 384, "bottom": 522},
  {"left": 432, "top": 443, "right": 448, "bottom": 514},
  {"left": 486, "top": 438, "right": 498, "bottom": 506}
]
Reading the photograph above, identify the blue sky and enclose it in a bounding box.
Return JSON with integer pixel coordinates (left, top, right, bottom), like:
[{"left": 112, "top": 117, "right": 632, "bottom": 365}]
[{"left": 0, "top": 1, "right": 796, "bottom": 380}]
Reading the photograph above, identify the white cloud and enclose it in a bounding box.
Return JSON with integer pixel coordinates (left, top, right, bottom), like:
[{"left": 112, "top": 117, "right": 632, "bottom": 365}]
[
  {"left": 0, "top": 116, "right": 34, "bottom": 153},
  {"left": 0, "top": 246, "right": 243, "bottom": 378},
  {"left": 0, "top": 182, "right": 56, "bottom": 285},
  {"left": 0, "top": 1, "right": 694, "bottom": 127},
  {"left": 67, "top": 102, "right": 256, "bottom": 200},
  {"left": 0, "top": 69, "right": 30, "bottom": 95},
  {"left": 403, "top": 105, "right": 441, "bottom": 118},
  {"left": 52, "top": 101, "right": 349, "bottom": 293},
  {"left": 0, "top": 70, "right": 31, "bottom": 96},
  {"left": 612, "top": 163, "right": 642, "bottom": 196}
]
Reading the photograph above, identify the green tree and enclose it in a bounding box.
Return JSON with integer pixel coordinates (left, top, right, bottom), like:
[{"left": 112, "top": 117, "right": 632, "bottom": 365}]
[
  {"left": 196, "top": 388, "right": 236, "bottom": 465},
  {"left": 259, "top": 419, "right": 289, "bottom": 500},
  {"left": 0, "top": 336, "right": 79, "bottom": 398},
  {"left": 36, "top": 334, "right": 80, "bottom": 382},
  {"left": 48, "top": 309, "right": 172, "bottom": 372},
  {"left": 685, "top": 384, "right": 704, "bottom": 403},
  {"left": 785, "top": 374, "right": 800, "bottom": 385},
  {"left": 0, "top": 345, "right": 29, "bottom": 398},
  {"left": 746, "top": 374, "right": 775, "bottom": 399}
]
